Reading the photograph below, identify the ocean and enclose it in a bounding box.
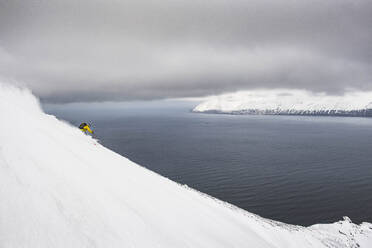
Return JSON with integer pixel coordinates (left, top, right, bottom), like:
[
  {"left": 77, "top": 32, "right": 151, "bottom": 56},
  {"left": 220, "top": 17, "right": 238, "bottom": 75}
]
[{"left": 44, "top": 101, "right": 372, "bottom": 226}]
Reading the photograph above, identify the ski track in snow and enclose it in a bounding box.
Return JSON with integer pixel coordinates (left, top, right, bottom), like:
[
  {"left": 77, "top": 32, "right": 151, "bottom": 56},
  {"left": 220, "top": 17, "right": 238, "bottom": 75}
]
[{"left": 1, "top": 83, "right": 372, "bottom": 247}]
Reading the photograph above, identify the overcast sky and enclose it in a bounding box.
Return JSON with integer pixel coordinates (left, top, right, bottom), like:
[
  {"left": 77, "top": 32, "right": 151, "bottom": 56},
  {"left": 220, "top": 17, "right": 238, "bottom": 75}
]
[{"left": 1, "top": 0, "right": 371, "bottom": 103}]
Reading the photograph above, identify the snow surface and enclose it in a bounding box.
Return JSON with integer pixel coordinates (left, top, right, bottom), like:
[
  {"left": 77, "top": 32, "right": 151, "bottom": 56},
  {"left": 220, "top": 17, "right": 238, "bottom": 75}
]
[
  {"left": 193, "top": 90, "right": 372, "bottom": 116},
  {"left": 1, "top": 83, "right": 372, "bottom": 248}
]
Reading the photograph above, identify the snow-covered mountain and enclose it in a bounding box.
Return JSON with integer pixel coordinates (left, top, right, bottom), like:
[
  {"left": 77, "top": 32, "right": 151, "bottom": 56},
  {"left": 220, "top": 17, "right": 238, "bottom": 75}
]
[
  {"left": 193, "top": 90, "right": 372, "bottom": 116},
  {"left": 1, "top": 83, "right": 372, "bottom": 248}
]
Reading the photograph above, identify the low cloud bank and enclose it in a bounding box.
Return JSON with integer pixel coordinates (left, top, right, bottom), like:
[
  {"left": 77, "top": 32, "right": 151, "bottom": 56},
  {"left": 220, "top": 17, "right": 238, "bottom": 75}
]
[{"left": 1, "top": 0, "right": 371, "bottom": 103}]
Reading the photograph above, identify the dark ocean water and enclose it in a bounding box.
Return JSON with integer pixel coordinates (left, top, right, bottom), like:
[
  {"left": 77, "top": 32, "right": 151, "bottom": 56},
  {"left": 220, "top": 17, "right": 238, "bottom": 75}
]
[{"left": 44, "top": 102, "right": 372, "bottom": 226}]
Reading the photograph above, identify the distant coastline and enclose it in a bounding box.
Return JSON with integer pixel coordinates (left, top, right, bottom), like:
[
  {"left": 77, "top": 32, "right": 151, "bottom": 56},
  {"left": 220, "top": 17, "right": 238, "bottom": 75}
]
[
  {"left": 193, "top": 90, "right": 372, "bottom": 117},
  {"left": 193, "top": 108, "right": 372, "bottom": 117}
]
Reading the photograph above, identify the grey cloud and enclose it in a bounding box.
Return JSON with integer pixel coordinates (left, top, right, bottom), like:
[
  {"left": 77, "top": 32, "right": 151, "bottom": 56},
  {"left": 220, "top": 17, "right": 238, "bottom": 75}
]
[{"left": 0, "top": 0, "right": 371, "bottom": 103}]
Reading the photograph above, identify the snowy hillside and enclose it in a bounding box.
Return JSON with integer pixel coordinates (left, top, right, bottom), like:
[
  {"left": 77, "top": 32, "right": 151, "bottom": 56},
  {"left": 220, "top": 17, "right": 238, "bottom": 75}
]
[
  {"left": 1, "top": 83, "right": 372, "bottom": 248},
  {"left": 193, "top": 90, "right": 372, "bottom": 116}
]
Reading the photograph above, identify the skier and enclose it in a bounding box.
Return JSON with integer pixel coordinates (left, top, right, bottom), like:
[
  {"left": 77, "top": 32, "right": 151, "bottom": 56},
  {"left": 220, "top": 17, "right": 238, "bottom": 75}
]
[{"left": 79, "top": 122, "right": 94, "bottom": 135}]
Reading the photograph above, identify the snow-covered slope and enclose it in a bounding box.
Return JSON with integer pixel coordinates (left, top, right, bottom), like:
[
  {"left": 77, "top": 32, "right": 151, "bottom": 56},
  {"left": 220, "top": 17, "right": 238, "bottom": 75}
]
[
  {"left": 193, "top": 90, "right": 372, "bottom": 116},
  {"left": 1, "top": 83, "right": 372, "bottom": 248}
]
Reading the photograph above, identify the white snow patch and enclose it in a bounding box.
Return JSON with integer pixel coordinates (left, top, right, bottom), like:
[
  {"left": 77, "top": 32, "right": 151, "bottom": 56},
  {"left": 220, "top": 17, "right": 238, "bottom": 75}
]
[{"left": 0, "top": 83, "right": 372, "bottom": 247}]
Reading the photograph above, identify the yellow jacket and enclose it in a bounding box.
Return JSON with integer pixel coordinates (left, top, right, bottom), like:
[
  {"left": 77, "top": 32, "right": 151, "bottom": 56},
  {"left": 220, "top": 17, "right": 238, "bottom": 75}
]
[{"left": 80, "top": 124, "right": 93, "bottom": 134}]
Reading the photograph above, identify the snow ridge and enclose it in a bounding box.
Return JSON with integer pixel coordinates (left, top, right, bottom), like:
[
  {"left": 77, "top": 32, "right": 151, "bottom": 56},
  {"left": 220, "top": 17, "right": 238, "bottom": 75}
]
[
  {"left": 1, "top": 83, "right": 372, "bottom": 247},
  {"left": 193, "top": 90, "right": 372, "bottom": 116}
]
